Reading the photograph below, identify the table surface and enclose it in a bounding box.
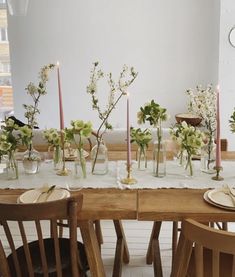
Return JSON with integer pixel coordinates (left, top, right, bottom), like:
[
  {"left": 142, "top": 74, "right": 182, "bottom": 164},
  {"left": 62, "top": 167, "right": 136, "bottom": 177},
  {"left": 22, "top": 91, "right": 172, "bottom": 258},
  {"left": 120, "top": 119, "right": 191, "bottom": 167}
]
[
  {"left": 0, "top": 151, "right": 235, "bottom": 222},
  {"left": 137, "top": 188, "right": 235, "bottom": 222}
]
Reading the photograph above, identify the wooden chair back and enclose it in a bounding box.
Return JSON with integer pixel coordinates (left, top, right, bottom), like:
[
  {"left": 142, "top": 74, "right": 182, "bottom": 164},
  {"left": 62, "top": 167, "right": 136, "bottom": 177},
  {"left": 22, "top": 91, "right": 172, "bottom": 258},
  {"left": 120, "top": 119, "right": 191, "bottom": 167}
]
[
  {"left": 0, "top": 195, "right": 83, "bottom": 277},
  {"left": 171, "top": 219, "right": 235, "bottom": 277}
]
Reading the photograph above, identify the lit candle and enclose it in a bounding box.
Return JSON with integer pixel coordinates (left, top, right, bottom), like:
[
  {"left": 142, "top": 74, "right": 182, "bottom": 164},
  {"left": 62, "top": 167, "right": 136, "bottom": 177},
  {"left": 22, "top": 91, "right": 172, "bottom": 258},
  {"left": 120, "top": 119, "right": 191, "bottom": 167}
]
[
  {"left": 215, "top": 85, "right": 221, "bottom": 168},
  {"left": 127, "top": 92, "right": 131, "bottom": 168},
  {"left": 56, "top": 62, "right": 64, "bottom": 130}
]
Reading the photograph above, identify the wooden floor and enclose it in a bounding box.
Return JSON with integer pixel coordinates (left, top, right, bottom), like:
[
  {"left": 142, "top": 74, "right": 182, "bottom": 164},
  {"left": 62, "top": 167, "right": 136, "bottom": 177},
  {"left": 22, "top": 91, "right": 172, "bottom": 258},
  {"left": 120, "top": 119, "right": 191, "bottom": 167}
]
[
  {"left": 98, "top": 220, "right": 172, "bottom": 277},
  {"left": 2, "top": 220, "right": 235, "bottom": 277}
]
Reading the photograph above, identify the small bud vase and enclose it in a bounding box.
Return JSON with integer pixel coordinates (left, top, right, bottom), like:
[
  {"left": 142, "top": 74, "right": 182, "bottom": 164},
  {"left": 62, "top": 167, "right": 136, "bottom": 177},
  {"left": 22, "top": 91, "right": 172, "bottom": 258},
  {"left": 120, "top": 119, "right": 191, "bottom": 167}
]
[
  {"left": 184, "top": 153, "right": 193, "bottom": 177},
  {"left": 53, "top": 145, "right": 62, "bottom": 170},
  {"left": 74, "top": 148, "right": 87, "bottom": 179},
  {"left": 6, "top": 151, "right": 18, "bottom": 180},
  {"left": 136, "top": 145, "right": 147, "bottom": 170},
  {"left": 91, "top": 138, "right": 108, "bottom": 175},
  {"left": 201, "top": 140, "right": 216, "bottom": 174},
  {"left": 153, "top": 140, "right": 166, "bottom": 177},
  {"left": 22, "top": 144, "right": 41, "bottom": 174}
]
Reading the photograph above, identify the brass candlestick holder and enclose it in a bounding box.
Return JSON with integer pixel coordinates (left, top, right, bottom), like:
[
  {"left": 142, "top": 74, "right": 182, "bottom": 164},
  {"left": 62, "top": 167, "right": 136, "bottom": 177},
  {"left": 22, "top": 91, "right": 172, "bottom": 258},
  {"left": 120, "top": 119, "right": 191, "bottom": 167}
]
[
  {"left": 57, "top": 131, "right": 70, "bottom": 176},
  {"left": 121, "top": 163, "right": 137, "bottom": 185},
  {"left": 211, "top": 166, "right": 224, "bottom": 181}
]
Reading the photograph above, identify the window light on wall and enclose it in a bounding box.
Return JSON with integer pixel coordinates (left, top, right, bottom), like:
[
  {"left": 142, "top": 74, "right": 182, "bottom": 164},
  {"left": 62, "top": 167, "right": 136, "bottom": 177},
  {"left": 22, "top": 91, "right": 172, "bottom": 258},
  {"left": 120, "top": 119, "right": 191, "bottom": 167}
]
[{"left": 6, "top": 0, "right": 28, "bottom": 16}]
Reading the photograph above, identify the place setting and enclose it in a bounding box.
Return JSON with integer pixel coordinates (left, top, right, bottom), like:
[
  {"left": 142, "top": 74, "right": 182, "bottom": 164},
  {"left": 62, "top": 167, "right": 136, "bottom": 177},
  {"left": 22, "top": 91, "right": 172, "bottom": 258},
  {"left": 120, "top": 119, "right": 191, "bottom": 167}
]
[
  {"left": 17, "top": 184, "right": 70, "bottom": 204},
  {"left": 204, "top": 184, "right": 235, "bottom": 210}
]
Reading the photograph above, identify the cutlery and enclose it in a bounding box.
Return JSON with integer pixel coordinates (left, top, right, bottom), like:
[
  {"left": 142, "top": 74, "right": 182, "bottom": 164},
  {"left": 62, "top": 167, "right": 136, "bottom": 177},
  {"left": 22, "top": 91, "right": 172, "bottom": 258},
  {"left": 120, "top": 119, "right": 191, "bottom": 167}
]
[
  {"left": 222, "top": 185, "right": 235, "bottom": 206},
  {"left": 34, "top": 185, "right": 56, "bottom": 203}
]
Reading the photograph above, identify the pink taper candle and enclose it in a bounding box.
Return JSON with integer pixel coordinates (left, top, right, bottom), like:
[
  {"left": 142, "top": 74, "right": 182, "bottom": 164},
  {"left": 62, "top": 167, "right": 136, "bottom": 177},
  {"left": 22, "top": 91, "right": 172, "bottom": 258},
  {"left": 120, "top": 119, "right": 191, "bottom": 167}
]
[
  {"left": 127, "top": 92, "right": 131, "bottom": 168},
  {"left": 215, "top": 85, "right": 221, "bottom": 168},
  {"left": 56, "top": 62, "right": 64, "bottom": 130}
]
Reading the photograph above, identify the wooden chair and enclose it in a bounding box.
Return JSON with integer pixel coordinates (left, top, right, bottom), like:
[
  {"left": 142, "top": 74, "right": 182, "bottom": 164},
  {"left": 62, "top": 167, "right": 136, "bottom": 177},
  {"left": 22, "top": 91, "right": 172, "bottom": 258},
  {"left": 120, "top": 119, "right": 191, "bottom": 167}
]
[
  {"left": 171, "top": 138, "right": 228, "bottom": 265},
  {"left": 0, "top": 195, "right": 89, "bottom": 277},
  {"left": 171, "top": 219, "right": 235, "bottom": 277}
]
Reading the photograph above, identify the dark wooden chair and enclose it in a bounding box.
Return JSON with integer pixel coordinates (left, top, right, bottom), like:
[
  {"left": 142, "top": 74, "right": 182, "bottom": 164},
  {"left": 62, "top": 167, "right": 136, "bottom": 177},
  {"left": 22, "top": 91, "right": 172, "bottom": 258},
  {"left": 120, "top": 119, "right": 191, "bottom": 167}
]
[
  {"left": 171, "top": 219, "right": 235, "bottom": 277},
  {"left": 0, "top": 195, "right": 89, "bottom": 277}
]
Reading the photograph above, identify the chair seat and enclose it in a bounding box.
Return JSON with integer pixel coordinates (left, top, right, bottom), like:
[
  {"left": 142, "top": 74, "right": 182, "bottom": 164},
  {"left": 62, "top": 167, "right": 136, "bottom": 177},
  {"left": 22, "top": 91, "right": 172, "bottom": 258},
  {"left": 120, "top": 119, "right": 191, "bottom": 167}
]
[
  {"left": 7, "top": 238, "right": 89, "bottom": 277},
  {"left": 187, "top": 248, "right": 233, "bottom": 277}
]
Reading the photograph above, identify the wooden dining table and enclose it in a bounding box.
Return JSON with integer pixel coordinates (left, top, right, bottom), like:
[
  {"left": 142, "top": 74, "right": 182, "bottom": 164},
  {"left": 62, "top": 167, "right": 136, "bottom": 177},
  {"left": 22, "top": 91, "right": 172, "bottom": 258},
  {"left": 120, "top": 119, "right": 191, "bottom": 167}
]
[{"left": 1, "top": 150, "right": 235, "bottom": 277}]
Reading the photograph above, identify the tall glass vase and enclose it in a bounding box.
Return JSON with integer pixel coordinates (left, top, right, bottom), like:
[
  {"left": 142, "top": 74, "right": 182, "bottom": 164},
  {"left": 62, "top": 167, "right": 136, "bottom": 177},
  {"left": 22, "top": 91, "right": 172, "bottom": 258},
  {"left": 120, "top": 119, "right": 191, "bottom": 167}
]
[
  {"left": 91, "top": 138, "right": 108, "bottom": 175},
  {"left": 74, "top": 148, "right": 87, "bottom": 179},
  {"left": 201, "top": 139, "right": 216, "bottom": 174},
  {"left": 184, "top": 153, "right": 193, "bottom": 177},
  {"left": 22, "top": 144, "right": 41, "bottom": 174},
  {"left": 53, "top": 145, "right": 62, "bottom": 170},
  {"left": 6, "top": 151, "right": 18, "bottom": 180},
  {"left": 153, "top": 140, "right": 166, "bottom": 177}
]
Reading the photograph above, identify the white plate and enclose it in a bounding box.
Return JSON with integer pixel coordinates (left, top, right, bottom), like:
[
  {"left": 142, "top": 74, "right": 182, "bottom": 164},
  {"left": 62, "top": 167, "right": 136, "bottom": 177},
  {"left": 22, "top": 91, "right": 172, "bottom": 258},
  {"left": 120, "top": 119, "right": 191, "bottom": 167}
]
[
  {"left": 18, "top": 187, "right": 70, "bottom": 203},
  {"left": 204, "top": 189, "right": 235, "bottom": 210}
]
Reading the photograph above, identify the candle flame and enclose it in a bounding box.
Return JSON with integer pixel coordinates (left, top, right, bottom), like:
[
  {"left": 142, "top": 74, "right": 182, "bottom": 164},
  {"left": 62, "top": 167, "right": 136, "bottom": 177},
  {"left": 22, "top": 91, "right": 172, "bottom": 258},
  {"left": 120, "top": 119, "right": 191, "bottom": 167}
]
[
  {"left": 217, "top": 84, "right": 220, "bottom": 91},
  {"left": 56, "top": 61, "right": 60, "bottom": 67},
  {"left": 126, "top": 92, "right": 130, "bottom": 98}
]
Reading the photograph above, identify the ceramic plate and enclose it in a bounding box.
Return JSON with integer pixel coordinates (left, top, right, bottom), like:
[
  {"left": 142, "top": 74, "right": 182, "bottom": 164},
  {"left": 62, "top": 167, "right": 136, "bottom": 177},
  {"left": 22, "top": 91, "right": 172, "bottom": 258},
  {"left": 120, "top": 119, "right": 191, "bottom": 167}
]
[
  {"left": 18, "top": 187, "right": 70, "bottom": 203},
  {"left": 204, "top": 189, "right": 235, "bottom": 210}
]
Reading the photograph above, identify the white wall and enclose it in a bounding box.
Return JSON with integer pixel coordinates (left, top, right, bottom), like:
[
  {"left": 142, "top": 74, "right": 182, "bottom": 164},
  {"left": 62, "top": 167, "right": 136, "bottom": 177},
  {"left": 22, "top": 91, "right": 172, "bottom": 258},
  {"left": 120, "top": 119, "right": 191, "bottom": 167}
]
[
  {"left": 8, "top": 0, "right": 220, "bottom": 132},
  {"left": 219, "top": 0, "right": 235, "bottom": 150}
]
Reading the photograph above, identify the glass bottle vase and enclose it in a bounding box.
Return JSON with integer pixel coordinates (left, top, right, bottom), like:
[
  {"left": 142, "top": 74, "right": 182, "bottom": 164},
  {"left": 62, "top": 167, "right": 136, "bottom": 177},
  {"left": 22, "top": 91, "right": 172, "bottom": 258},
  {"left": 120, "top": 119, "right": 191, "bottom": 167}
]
[
  {"left": 153, "top": 140, "right": 166, "bottom": 177},
  {"left": 91, "top": 139, "right": 108, "bottom": 175},
  {"left": 6, "top": 151, "right": 18, "bottom": 180},
  {"left": 184, "top": 153, "right": 194, "bottom": 177},
  {"left": 200, "top": 140, "right": 216, "bottom": 174},
  {"left": 74, "top": 148, "right": 87, "bottom": 179},
  {"left": 22, "top": 145, "right": 41, "bottom": 174},
  {"left": 53, "top": 145, "right": 62, "bottom": 170},
  {"left": 137, "top": 145, "right": 147, "bottom": 170}
]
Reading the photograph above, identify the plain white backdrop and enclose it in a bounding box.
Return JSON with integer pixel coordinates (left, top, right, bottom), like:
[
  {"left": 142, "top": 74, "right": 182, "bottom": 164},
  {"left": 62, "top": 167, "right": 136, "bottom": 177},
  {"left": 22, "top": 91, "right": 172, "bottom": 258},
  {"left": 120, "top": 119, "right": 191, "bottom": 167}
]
[{"left": 11, "top": 0, "right": 235, "bottom": 147}]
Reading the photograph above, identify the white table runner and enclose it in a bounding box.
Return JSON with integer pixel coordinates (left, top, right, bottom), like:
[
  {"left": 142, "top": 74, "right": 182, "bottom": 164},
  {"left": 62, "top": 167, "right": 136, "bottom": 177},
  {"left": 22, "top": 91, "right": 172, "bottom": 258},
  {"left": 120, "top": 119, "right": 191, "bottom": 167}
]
[{"left": 0, "top": 160, "right": 235, "bottom": 190}]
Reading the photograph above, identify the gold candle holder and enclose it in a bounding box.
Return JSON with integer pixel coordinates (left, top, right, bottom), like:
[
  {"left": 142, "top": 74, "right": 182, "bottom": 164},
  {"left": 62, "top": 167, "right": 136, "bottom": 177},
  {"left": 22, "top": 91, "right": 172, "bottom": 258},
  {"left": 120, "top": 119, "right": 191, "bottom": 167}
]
[
  {"left": 57, "top": 131, "right": 70, "bottom": 176},
  {"left": 211, "top": 166, "right": 224, "bottom": 181},
  {"left": 121, "top": 164, "right": 137, "bottom": 185}
]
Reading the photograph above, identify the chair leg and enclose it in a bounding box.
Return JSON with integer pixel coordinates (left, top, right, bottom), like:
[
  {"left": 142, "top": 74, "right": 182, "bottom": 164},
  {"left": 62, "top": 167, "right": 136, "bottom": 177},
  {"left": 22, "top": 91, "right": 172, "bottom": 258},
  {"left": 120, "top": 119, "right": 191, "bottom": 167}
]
[{"left": 172, "top": 221, "right": 179, "bottom": 266}]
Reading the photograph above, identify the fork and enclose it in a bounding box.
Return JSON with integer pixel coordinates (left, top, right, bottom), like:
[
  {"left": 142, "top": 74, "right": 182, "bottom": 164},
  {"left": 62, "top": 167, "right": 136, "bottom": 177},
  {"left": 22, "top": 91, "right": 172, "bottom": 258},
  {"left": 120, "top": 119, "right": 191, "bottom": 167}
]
[
  {"left": 222, "top": 185, "right": 235, "bottom": 206},
  {"left": 34, "top": 185, "right": 56, "bottom": 203}
]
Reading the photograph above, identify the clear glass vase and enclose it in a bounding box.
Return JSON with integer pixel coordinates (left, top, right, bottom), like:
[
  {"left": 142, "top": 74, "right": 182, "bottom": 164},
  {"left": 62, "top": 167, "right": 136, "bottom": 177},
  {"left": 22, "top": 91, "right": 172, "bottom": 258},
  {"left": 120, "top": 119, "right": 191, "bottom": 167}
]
[
  {"left": 184, "top": 153, "right": 194, "bottom": 177},
  {"left": 74, "top": 148, "right": 87, "bottom": 179},
  {"left": 137, "top": 145, "right": 147, "bottom": 170},
  {"left": 6, "top": 151, "right": 18, "bottom": 180},
  {"left": 22, "top": 145, "right": 41, "bottom": 174},
  {"left": 153, "top": 140, "right": 166, "bottom": 177},
  {"left": 201, "top": 140, "right": 216, "bottom": 174},
  {"left": 91, "top": 138, "right": 108, "bottom": 175},
  {"left": 177, "top": 149, "right": 187, "bottom": 167},
  {"left": 53, "top": 145, "right": 62, "bottom": 170}
]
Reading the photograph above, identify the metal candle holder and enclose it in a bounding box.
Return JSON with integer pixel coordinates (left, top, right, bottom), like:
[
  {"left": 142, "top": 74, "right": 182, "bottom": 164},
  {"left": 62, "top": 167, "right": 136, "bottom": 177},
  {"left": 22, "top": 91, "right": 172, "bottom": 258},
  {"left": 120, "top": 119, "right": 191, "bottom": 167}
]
[
  {"left": 121, "top": 164, "right": 137, "bottom": 185},
  {"left": 211, "top": 166, "right": 224, "bottom": 181},
  {"left": 56, "top": 131, "right": 70, "bottom": 176}
]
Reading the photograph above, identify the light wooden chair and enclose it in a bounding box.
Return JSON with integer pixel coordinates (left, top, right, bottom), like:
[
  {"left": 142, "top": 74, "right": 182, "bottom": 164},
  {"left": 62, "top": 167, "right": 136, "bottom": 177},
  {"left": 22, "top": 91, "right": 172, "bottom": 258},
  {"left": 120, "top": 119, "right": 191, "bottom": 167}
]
[
  {"left": 171, "top": 138, "right": 228, "bottom": 265},
  {"left": 171, "top": 218, "right": 235, "bottom": 277},
  {"left": 0, "top": 195, "right": 89, "bottom": 277}
]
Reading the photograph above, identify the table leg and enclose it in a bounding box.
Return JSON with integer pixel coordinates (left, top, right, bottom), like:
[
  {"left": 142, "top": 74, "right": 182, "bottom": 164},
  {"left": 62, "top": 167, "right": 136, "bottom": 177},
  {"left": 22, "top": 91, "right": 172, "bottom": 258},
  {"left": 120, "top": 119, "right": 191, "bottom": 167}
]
[
  {"left": 94, "top": 220, "right": 103, "bottom": 249},
  {"left": 79, "top": 220, "right": 106, "bottom": 277},
  {"left": 112, "top": 220, "right": 130, "bottom": 277},
  {"left": 146, "top": 221, "right": 162, "bottom": 277}
]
